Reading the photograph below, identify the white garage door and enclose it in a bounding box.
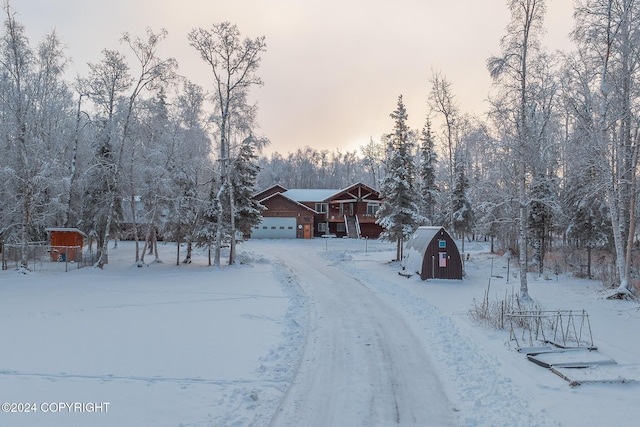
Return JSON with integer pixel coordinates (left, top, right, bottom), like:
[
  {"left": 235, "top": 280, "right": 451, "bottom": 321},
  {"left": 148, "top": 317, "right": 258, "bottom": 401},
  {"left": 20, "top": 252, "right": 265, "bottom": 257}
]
[{"left": 251, "top": 217, "right": 297, "bottom": 238}]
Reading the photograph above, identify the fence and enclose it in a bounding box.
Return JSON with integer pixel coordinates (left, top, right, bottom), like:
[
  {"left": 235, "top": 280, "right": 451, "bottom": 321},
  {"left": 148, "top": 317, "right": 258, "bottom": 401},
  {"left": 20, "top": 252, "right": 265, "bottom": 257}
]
[{"left": 1, "top": 242, "right": 97, "bottom": 272}]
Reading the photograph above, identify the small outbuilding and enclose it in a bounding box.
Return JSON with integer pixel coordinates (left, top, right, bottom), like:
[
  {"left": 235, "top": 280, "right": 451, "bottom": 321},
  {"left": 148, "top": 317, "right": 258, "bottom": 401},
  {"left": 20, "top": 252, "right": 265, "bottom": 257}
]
[
  {"left": 403, "top": 226, "right": 463, "bottom": 280},
  {"left": 45, "top": 228, "right": 87, "bottom": 262}
]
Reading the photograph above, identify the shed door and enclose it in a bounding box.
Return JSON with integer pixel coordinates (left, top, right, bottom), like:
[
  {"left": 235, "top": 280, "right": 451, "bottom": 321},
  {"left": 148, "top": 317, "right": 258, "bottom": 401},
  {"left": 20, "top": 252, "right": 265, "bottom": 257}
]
[{"left": 251, "top": 217, "right": 297, "bottom": 239}]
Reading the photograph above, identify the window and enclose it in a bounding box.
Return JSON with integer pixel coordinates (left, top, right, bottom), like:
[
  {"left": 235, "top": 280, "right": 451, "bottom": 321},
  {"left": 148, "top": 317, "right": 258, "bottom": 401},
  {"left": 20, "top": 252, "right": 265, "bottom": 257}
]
[
  {"left": 367, "top": 203, "right": 379, "bottom": 215},
  {"left": 318, "top": 223, "right": 327, "bottom": 232},
  {"left": 315, "top": 203, "right": 328, "bottom": 213},
  {"left": 337, "top": 223, "right": 345, "bottom": 232},
  {"left": 438, "top": 239, "right": 446, "bottom": 248}
]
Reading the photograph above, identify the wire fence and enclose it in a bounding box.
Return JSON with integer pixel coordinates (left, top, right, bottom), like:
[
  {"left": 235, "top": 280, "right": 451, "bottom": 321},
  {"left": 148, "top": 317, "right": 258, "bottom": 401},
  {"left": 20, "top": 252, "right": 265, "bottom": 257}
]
[{"left": 1, "top": 242, "right": 97, "bottom": 272}]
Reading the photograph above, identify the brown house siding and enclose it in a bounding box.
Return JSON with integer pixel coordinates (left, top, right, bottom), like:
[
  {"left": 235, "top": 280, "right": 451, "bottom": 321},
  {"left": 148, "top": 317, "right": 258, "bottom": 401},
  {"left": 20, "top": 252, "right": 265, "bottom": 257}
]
[{"left": 257, "top": 193, "right": 314, "bottom": 239}]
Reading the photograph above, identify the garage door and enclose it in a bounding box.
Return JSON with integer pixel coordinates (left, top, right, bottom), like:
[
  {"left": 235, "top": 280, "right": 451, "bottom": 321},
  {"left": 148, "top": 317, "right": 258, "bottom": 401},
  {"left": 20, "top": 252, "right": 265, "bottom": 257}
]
[{"left": 251, "top": 217, "right": 297, "bottom": 238}]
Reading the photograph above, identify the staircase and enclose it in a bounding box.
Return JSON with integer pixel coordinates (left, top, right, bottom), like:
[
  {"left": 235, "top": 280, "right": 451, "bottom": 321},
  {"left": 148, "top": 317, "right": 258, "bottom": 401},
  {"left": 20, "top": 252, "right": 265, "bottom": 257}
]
[{"left": 345, "top": 216, "right": 359, "bottom": 238}]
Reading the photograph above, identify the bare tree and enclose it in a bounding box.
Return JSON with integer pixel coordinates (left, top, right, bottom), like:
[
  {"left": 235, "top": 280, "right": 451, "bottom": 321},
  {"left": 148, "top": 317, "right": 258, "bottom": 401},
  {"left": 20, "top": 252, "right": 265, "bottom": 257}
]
[
  {"left": 487, "top": 0, "right": 547, "bottom": 301},
  {"left": 571, "top": 0, "right": 640, "bottom": 297},
  {"left": 188, "top": 22, "right": 266, "bottom": 266},
  {"left": 428, "top": 70, "right": 460, "bottom": 231},
  {"left": 0, "top": 3, "right": 74, "bottom": 269},
  {"left": 80, "top": 29, "right": 176, "bottom": 268}
]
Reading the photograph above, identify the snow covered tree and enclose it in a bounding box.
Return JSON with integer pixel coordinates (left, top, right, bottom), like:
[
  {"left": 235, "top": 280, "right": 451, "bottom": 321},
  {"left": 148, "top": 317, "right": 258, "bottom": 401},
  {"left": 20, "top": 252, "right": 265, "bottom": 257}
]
[
  {"left": 78, "top": 49, "right": 131, "bottom": 265},
  {"left": 565, "top": 168, "right": 612, "bottom": 279},
  {"left": 79, "top": 29, "right": 176, "bottom": 267},
  {"left": 360, "top": 137, "right": 385, "bottom": 189},
  {"left": 189, "top": 22, "right": 266, "bottom": 267},
  {"left": 428, "top": 71, "right": 461, "bottom": 231},
  {"left": 0, "top": 4, "right": 74, "bottom": 269},
  {"left": 376, "top": 95, "right": 425, "bottom": 261},
  {"left": 528, "top": 173, "right": 554, "bottom": 275},
  {"left": 487, "top": 0, "right": 548, "bottom": 301},
  {"left": 452, "top": 155, "right": 474, "bottom": 252},
  {"left": 230, "top": 134, "right": 266, "bottom": 239},
  {"left": 150, "top": 82, "right": 213, "bottom": 266},
  {"left": 569, "top": 0, "right": 640, "bottom": 298},
  {"left": 417, "top": 118, "right": 438, "bottom": 225}
]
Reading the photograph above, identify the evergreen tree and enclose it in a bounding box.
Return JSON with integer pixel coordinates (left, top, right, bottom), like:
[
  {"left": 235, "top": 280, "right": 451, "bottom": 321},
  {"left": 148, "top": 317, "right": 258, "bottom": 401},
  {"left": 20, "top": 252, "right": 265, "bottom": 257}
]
[
  {"left": 528, "top": 173, "right": 554, "bottom": 275},
  {"left": 232, "top": 135, "right": 266, "bottom": 238},
  {"left": 452, "top": 156, "right": 474, "bottom": 247},
  {"left": 418, "top": 118, "right": 438, "bottom": 225},
  {"left": 376, "top": 95, "right": 425, "bottom": 261}
]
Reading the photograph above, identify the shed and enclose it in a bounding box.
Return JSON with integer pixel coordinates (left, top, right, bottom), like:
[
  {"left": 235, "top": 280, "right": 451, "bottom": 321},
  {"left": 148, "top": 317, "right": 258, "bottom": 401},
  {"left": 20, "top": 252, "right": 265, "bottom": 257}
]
[
  {"left": 403, "top": 226, "right": 463, "bottom": 280},
  {"left": 45, "top": 228, "right": 87, "bottom": 262}
]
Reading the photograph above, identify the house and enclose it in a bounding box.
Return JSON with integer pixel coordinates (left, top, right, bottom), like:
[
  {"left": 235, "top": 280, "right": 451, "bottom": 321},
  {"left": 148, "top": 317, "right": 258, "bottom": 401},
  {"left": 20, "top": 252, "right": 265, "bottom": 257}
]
[
  {"left": 251, "top": 183, "right": 384, "bottom": 239},
  {"left": 45, "top": 227, "right": 87, "bottom": 262},
  {"left": 403, "top": 226, "right": 463, "bottom": 280}
]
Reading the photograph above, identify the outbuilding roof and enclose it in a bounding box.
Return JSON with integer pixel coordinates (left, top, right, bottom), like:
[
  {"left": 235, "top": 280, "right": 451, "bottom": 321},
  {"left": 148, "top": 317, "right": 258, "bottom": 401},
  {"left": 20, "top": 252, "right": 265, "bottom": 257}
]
[{"left": 45, "top": 227, "right": 88, "bottom": 238}]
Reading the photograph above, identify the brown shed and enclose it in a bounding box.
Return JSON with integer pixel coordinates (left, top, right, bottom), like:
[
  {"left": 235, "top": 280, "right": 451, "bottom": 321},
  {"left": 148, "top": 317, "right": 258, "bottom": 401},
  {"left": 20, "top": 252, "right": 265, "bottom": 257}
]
[
  {"left": 403, "top": 226, "right": 463, "bottom": 280},
  {"left": 46, "top": 228, "right": 87, "bottom": 262}
]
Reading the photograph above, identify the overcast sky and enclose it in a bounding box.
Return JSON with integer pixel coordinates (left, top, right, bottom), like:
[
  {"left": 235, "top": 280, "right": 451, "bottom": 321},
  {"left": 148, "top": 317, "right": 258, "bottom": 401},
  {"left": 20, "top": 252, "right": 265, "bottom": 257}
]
[{"left": 17, "top": 0, "right": 574, "bottom": 155}]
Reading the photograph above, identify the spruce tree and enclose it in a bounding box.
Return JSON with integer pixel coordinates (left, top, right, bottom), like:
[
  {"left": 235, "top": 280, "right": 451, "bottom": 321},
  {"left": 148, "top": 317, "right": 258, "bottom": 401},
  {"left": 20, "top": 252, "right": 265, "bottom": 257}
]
[
  {"left": 452, "top": 156, "right": 474, "bottom": 253},
  {"left": 528, "top": 173, "right": 553, "bottom": 275},
  {"left": 230, "top": 135, "right": 265, "bottom": 253},
  {"left": 376, "top": 95, "right": 425, "bottom": 261},
  {"left": 418, "top": 118, "right": 438, "bottom": 225}
]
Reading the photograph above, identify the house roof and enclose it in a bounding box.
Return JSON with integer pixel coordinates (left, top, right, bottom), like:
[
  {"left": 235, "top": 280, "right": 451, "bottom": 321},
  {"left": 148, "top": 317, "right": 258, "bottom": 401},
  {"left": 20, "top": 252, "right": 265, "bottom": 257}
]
[
  {"left": 259, "top": 192, "right": 318, "bottom": 213},
  {"left": 282, "top": 189, "right": 341, "bottom": 202},
  {"left": 255, "top": 183, "right": 382, "bottom": 204},
  {"left": 253, "top": 184, "right": 288, "bottom": 200}
]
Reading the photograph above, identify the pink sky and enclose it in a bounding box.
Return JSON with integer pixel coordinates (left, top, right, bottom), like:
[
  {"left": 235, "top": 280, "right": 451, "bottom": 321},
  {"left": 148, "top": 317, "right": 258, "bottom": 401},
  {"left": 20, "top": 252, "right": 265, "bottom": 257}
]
[{"left": 18, "top": 0, "right": 574, "bottom": 154}]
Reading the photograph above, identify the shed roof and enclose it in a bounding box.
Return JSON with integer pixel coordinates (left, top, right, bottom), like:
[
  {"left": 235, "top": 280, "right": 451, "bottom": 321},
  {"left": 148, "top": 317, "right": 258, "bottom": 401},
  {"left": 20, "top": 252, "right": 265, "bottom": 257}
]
[
  {"left": 45, "top": 227, "right": 88, "bottom": 238},
  {"left": 406, "top": 226, "right": 443, "bottom": 252}
]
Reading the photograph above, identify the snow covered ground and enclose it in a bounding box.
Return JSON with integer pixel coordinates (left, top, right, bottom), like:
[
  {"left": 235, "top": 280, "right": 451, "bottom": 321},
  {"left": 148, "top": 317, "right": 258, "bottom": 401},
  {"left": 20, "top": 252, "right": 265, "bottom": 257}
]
[{"left": 1, "top": 238, "right": 639, "bottom": 426}]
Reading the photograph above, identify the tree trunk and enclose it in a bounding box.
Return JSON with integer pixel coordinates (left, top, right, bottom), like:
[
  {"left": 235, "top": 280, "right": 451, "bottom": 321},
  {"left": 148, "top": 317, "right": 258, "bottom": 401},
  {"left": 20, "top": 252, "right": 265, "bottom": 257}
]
[
  {"left": 130, "top": 193, "right": 140, "bottom": 263},
  {"left": 183, "top": 241, "right": 192, "bottom": 264},
  {"left": 213, "top": 182, "right": 224, "bottom": 267},
  {"left": 228, "top": 175, "right": 236, "bottom": 265},
  {"left": 622, "top": 134, "right": 639, "bottom": 294},
  {"left": 518, "top": 173, "right": 530, "bottom": 301}
]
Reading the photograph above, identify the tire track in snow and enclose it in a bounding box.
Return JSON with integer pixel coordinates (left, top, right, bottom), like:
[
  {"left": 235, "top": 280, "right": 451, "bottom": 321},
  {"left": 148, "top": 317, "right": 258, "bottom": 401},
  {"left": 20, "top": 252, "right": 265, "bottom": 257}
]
[
  {"left": 329, "top": 251, "right": 553, "bottom": 427},
  {"left": 264, "top": 243, "right": 456, "bottom": 427}
]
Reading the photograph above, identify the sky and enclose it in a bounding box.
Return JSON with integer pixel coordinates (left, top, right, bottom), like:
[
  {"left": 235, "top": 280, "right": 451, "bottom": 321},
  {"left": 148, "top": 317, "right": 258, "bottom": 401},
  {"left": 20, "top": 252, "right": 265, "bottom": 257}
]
[{"left": 17, "top": 0, "right": 575, "bottom": 155}]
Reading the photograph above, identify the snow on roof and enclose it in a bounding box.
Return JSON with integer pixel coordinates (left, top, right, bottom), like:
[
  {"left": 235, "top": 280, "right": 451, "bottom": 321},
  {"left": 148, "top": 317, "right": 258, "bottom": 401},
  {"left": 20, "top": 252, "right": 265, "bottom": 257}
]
[
  {"left": 45, "top": 227, "right": 88, "bottom": 237},
  {"left": 282, "top": 189, "right": 340, "bottom": 202}
]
